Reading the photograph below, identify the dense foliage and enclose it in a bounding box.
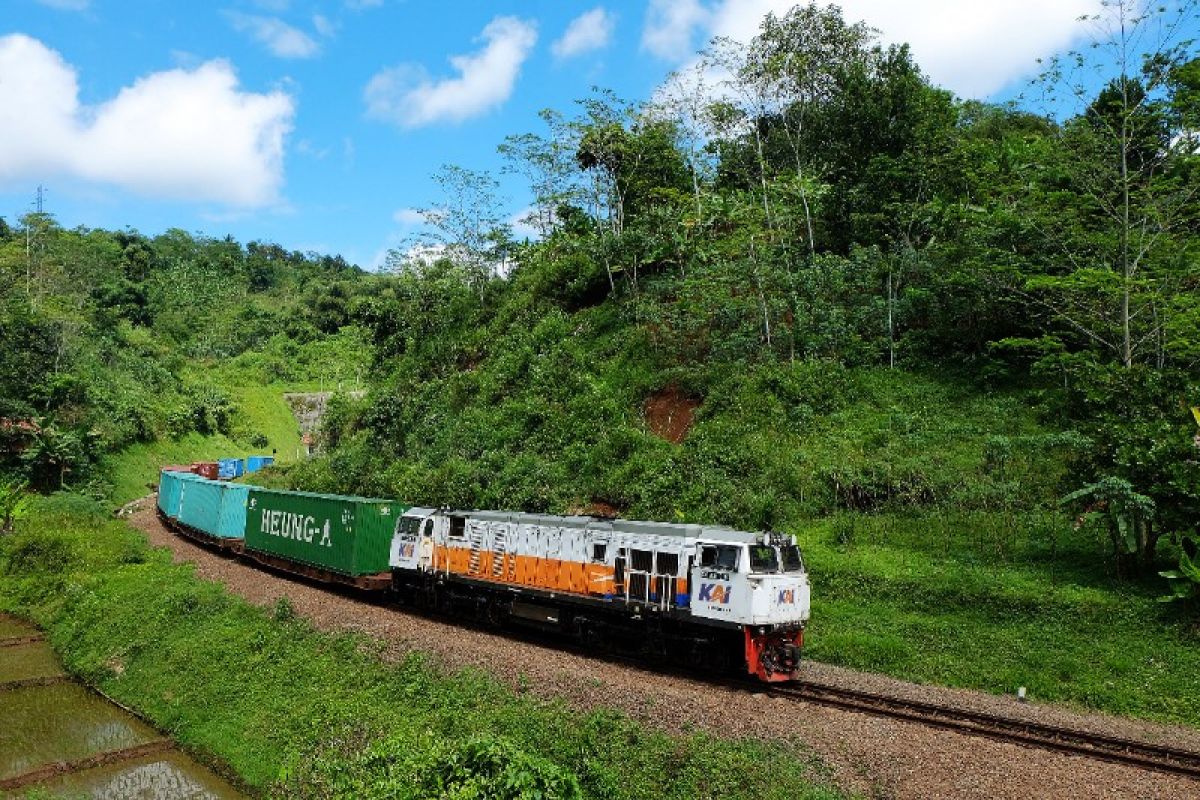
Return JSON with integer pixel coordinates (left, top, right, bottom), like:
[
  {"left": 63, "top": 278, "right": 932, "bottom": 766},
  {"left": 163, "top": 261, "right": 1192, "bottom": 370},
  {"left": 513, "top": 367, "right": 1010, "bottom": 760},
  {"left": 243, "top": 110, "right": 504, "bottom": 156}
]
[{"left": 0, "top": 221, "right": 373, "bottom": 493}]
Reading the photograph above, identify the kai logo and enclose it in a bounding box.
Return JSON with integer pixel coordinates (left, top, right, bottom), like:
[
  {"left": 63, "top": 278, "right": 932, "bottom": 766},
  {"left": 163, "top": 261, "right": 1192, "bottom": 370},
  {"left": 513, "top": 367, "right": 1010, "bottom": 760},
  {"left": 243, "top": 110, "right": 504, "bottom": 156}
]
[
  {"left": 777, "top": 589, "right": 796, "bottom": 605},
  {"left": 698, "top": 583, "right": 733, "bottom": 604}
]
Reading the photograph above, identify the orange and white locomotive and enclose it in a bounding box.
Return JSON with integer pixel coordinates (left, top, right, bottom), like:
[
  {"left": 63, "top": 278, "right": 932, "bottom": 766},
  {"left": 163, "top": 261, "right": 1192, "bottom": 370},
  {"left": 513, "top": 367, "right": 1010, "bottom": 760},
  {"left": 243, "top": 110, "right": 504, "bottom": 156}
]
[{"left": 390, "top": 507, "right": 811, "bottom": 681}]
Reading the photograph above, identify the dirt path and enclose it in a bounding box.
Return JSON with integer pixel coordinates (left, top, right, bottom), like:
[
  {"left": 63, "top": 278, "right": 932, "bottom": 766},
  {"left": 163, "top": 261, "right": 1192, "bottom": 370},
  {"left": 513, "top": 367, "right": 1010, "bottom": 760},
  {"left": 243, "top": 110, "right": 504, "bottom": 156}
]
[{"left": 127, "top": 500, "right": 1197, "bottom": 799}]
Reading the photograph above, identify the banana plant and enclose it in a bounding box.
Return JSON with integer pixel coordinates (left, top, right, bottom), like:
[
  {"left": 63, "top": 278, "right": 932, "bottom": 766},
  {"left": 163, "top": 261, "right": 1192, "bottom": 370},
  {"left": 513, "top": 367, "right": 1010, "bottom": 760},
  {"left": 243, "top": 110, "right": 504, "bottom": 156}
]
[
  {"left": 1159, "top": 536, "right": 1200, "bottom": 604},
  {"left": 0, "top": 479, "right": 28, "bottom": 534}
]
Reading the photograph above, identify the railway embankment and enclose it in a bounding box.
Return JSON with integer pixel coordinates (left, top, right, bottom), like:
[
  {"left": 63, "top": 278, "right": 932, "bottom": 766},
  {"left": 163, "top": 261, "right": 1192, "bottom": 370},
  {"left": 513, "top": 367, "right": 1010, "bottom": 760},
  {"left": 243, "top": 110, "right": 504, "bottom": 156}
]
[
  {"left": 0, "top": 494, "right": 842, "bottom": 800},
  {"left": 127, "top": 497, "right": 1200, "bottom": 799}
]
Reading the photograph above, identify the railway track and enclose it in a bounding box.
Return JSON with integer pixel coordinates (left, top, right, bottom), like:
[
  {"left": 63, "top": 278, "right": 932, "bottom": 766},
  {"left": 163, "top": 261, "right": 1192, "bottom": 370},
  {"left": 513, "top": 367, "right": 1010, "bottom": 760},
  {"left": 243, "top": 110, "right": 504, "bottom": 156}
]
[
  {"left": 769, "top": 680, "right": 1200, "bottom": 780},
  {"left": 146, "top": 501, "right": 1200, "bottom": 782}
]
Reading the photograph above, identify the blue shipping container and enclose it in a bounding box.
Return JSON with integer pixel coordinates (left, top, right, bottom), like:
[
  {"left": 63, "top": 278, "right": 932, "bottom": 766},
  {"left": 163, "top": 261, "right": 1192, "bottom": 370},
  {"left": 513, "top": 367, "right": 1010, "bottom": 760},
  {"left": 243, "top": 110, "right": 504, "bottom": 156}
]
[
  {"left": 217, "top": 458, "right": 244, "bottom": 480},
  {"left": 245, "top": 455, "right": 275, "bottom": 473},
  {"left": 217, "top": 483, "right": 250, "bottom": 539},
  {"left": 178, "top": 477, "right": 224, "bottom": 536}
]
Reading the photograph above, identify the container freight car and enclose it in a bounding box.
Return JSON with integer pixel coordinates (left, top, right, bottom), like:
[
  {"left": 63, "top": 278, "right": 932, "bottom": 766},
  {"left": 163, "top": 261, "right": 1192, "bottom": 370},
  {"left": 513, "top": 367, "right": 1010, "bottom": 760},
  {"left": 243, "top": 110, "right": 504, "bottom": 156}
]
[
  {"left": 168, "top": 477, "right": 248, "bottom": 551},
  {"left": 243, "top": 488, "right": 406, "bottom": 588}
]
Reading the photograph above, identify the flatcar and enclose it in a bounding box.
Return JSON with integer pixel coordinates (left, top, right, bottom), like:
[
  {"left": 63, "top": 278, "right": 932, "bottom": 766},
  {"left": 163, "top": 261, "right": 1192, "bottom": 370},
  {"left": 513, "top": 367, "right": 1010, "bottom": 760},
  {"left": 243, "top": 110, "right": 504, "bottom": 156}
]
[{"left": 156, "top": 468, "right": 811, "bottom": 682}]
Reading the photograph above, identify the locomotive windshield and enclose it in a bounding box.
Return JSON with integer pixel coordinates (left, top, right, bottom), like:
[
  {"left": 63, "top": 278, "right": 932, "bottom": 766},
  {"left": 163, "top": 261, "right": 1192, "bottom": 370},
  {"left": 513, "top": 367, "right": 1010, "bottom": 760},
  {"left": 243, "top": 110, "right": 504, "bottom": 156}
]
[
  {"left": 748, "top": 545, "right": 779, "bottom": 573},
  {"left": 782, "top": 544, "right": 804, "bottom": 573},
  {"left": 700, "top": 544, "right": 740, "bottom": 571}
]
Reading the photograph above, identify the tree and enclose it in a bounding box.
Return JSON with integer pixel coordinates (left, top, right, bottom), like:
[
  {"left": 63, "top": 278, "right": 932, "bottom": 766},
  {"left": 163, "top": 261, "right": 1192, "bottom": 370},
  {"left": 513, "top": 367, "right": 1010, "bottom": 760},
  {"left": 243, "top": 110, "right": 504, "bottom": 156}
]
[
  {"left": 21, "top": 422, "right": 91, "bottom": 490},
  {"left": 739, "top": 4, "right": 877, "bottom": 254},
  {"left": 1020, "top": 0, "right": 1200, "bottom": 369},
  {"left": 397, "top": 165, "right": 512, "bottom": 298},
  {"left": 498, "top": 110, "right": 584, "bottom": 238}
]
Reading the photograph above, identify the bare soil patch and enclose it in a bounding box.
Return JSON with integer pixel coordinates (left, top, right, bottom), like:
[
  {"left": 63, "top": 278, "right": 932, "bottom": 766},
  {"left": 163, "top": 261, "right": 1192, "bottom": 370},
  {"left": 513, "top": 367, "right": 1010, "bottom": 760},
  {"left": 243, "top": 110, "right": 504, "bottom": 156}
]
[{"left": 644, "top": 385, "right": 699, "bottom": 444}]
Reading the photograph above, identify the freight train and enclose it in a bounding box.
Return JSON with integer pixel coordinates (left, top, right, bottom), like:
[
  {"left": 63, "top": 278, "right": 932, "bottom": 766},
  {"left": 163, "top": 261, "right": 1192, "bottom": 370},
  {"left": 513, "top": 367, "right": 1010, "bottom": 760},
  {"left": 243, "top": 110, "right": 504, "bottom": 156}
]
[{"left": 156, "top": 464, "right": 811, "bottom": 682}]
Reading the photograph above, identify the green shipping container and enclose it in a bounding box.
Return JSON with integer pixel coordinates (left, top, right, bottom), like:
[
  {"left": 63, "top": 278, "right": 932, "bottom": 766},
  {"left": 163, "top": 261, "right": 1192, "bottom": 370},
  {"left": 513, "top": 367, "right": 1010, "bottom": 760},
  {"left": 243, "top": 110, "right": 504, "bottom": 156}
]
[{"left": 244, "top": 487, "right": 407, "bottom": 576}]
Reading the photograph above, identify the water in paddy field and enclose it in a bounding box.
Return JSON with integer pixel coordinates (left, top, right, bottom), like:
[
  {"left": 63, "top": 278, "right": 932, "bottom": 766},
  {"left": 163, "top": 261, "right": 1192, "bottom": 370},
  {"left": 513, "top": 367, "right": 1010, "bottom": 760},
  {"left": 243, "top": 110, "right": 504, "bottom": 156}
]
[
  {"left": 31, "top": 751, "right": 245, "bottom": 800},
  {"left": 0, "top": 614, "right": 245, "bottom": 799}
]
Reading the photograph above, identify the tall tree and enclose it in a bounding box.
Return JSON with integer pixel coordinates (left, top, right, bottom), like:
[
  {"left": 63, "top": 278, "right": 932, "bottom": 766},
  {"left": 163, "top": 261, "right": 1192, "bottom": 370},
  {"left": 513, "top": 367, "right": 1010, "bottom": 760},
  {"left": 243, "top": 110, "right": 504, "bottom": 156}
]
[
  {"left": 1021, "top": 0, "right": 1200, "bottom": 369},
  {"left": 398, "top": 164, "right": 512, "bottom": 297}
]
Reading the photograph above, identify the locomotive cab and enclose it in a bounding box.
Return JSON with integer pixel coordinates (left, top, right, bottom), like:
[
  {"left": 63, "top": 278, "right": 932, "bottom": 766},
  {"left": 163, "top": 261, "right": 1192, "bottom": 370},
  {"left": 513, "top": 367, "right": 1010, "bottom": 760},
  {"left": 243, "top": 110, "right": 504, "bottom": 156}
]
[
  {"left": 689, "top": 531, "right": 810, "bottom": 681},
  {"left": 390, "top": 507, "right": 437, "bottom": 572}
]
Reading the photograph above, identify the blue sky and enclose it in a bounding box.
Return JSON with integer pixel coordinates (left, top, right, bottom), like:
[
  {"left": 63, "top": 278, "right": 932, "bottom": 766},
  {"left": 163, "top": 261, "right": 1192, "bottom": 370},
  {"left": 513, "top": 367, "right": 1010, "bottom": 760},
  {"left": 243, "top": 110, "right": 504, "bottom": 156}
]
[{"left": 0, "top": 0, "right": 1135, "bottom": 268}]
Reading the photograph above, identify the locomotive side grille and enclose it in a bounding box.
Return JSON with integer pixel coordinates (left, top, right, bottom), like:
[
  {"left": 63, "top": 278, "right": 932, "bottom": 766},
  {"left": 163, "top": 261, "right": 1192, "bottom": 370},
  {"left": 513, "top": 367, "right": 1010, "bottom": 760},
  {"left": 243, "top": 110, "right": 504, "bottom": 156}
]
[
  {"left": 492, "top": 524, "right": 506, "bottom": 577},
  {"left": 468, "top": 522, "right": 484, "bottom": 576}
]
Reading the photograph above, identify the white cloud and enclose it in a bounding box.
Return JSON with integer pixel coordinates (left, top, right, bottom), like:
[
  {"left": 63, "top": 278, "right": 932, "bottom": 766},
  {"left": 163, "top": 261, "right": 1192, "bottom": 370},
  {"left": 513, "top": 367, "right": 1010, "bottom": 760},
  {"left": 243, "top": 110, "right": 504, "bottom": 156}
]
[
  {"left": 296, "top": 139, "right": 330, "bottom": 159},
  {"left": 35, "top": 0, "right": 89, "bottom": 10},
  {"left": 364, "top": 16, "right": 537, "bottom": 128},
  {"left": 552, "top": 8, "right": 615, "bottom": 59},
  {"left": 313, "top": 14, "right": 336, "bottom": 38},
  {"left": 642, "top": 0, "right": 710, "bottom": 60},
  {"left": 226, "top": 12, "right": 321, "bottom": 59},
  {"left": 393, "top": 207, "right": 425, "bottom": 225},
  {"left": 646, "top": 0, "right": 1102, "bottom": 99},
  {"left": 0, "top": 34, "right": 294, "bottom": 207}
]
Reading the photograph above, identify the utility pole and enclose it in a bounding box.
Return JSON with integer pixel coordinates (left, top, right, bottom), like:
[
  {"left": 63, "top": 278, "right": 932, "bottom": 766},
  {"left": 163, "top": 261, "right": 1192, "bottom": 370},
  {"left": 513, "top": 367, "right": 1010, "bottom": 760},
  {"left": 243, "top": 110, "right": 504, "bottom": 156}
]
[{"left": 26, "top": 185, "right": 47, "bottom": 302}]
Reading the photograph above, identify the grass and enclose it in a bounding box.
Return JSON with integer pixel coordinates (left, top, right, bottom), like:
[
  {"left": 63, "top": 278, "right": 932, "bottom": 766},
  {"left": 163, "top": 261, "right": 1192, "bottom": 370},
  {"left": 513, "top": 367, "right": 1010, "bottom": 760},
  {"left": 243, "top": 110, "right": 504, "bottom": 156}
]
[
  {"left": 101, "top": 383, "right": 307, "bottom": 504},
  {"left": 0, "top": 495, "right": 843, "bottom": 800},
  {"left": 796, "top": 510, "right": 1200, "bottom": 725}
]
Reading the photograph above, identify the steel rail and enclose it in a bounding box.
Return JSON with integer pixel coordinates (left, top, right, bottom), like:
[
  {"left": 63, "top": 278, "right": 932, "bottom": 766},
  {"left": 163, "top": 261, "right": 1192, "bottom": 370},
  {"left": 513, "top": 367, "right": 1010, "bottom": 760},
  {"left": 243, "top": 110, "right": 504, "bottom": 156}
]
[
  {"left": 768, "top": 680, "right": 1200, "bottom": 780},
  {"left": 151, "top": 503, "right": 1200, "bottom": 780}
]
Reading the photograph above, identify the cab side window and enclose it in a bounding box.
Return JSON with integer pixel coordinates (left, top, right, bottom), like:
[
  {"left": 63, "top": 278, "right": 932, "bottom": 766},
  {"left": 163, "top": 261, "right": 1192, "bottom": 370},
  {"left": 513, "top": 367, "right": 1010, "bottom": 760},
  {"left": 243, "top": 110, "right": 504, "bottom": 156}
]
[{"left": 699, "top": 545, "right": 740, "bottom": 571}]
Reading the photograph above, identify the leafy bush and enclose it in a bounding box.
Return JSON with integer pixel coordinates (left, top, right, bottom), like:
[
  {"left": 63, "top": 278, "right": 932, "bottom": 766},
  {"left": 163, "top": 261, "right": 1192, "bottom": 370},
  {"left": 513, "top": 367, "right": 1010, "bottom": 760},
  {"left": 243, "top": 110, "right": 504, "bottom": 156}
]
[{"left": 1160, "top": 536, "right": 1200, "bottom": 606}]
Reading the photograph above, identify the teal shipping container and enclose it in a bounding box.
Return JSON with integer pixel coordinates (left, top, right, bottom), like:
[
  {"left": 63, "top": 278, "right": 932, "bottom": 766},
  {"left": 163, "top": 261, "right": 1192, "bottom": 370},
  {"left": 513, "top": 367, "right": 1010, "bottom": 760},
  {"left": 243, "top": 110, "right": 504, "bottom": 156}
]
[
  {"left": 158, "top": 471, "right": 200, "bottom": 519},
  {"left": 244, "top": 487, "right": 407, "bottom": 576},
  {"left": 216, "top": 483, "right": 250, "bottom": 539},
  {"left": 157, "top": 470, "right": 181, "bottom": 516},
  {"left": 178, "top": 477, "right": 224, "bottom": 536}
]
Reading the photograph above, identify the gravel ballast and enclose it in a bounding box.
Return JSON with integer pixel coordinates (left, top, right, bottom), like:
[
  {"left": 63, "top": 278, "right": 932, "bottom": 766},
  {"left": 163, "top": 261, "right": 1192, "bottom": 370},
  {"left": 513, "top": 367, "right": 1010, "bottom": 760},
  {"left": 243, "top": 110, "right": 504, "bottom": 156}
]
[{"left": 128, "top": 501, "right": 1196, "bottom": 799}]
